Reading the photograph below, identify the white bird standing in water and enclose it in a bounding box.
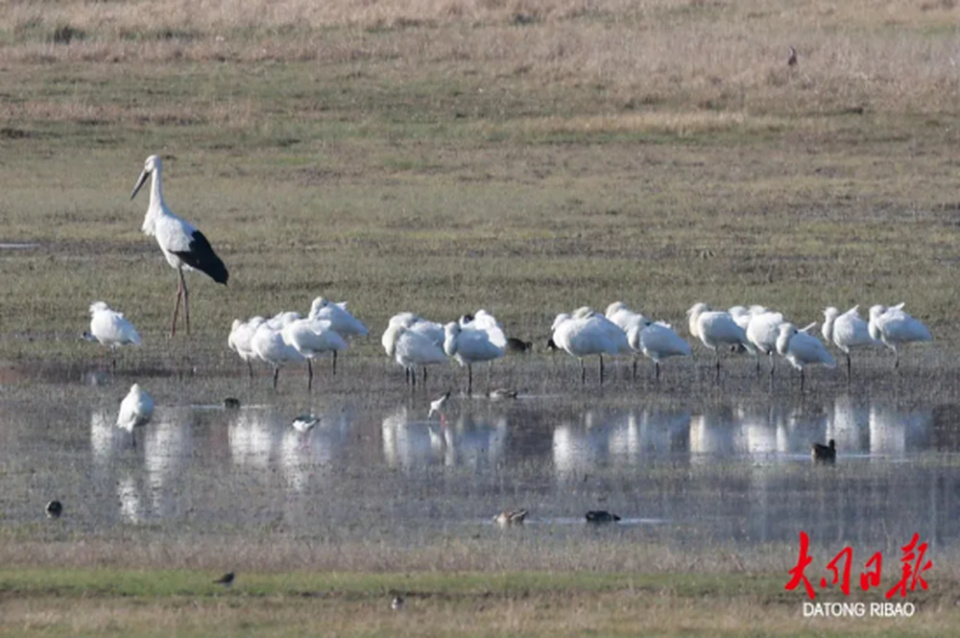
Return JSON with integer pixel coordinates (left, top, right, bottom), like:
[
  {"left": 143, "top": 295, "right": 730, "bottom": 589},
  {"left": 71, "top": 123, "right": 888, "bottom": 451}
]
[
  {"left": 228, "top": 316, "right": 266, "bottom": 378},
  {"left": 117, "top": 383, "right": 154, "bottom": 446},
  {"left": 776, "top": 323, "right": 836, "bottom": 392},
  {"left": 86, "top": 301, "right": 141, "bottom": 369},
  {"left": 552, "top": 308, "right": 630, "bottom": 384},
  {"left": 687, "top": 303, "right": 750, "bottom": 381},
  {"left": 383, "top": 324, "right": 448, "bottom": 388},
  {"left": 428, "top": 391, "right": 451, "bottom": 426},
  {"left": 822, "top": 306, "right": 878, "bottom": 377},
  {"left": 745, "top": 310, "right": 785, "bottom": 375},
  {"left": 444, "top": 322, "right": 504, "bottom": 394},
  {"left": 868, "top": 304, "right": 932, "bottom": 368},
  {"left": 281, "top": 317, "right": 348, "bottom": 391},
  {"left": 308, "top": 297, "right": 368, "bottom": 375},
  {"left": 131, "top": 155, "right": 228, "bottom": 336},
  {"left": 626, "top": 319, "right": 691, "bottom": 381},
  {"left": 250, "top": 322, "right": 304, "bottom": 390}
]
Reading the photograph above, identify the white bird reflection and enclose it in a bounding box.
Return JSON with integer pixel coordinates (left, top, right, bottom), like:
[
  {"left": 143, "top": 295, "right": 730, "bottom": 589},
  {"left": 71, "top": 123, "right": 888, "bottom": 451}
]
[
  {"left": 279, "top": 409, "right": 351, "bottom": 492},
  {"left": 142, "top": 408, "right": 192, "bottom": 519},
  {"left": 229, "top": 408, "right": 282, "bottom": 469},
  {"left": 382, "top": 406, "right": 507, "bottom": 469}
]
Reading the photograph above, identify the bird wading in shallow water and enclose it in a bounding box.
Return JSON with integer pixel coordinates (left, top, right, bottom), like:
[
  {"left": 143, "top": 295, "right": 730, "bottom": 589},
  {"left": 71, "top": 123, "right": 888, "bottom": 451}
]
[
  {"left": 116, "top": 383, "right": 154, "bottom": 448},
  {"left": 131, "top": 155, "right": 228, "bottom": 336}
]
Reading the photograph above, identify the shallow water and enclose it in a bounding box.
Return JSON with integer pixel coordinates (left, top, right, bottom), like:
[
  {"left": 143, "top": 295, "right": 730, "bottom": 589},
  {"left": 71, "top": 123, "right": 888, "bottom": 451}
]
[{"left": 3, "top": 361, "right": 960, "bottom": 559}]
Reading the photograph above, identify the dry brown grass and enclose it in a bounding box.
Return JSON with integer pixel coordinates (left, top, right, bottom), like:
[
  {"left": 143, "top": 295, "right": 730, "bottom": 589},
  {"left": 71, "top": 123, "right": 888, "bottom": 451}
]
[{"left": 2, "top": 0, "right": 958, "bottom": 117}]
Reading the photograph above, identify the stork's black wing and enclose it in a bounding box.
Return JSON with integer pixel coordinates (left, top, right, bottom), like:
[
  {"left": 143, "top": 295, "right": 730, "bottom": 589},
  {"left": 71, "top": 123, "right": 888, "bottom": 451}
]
[{"left": 173, "top": 230, "right": 229, "bottom": 285}]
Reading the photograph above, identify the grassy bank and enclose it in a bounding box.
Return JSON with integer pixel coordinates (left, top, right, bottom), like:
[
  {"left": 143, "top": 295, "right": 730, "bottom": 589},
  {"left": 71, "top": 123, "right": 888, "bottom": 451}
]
[{"left": 1, "top": 567, "right": 956, "bottom": 637}]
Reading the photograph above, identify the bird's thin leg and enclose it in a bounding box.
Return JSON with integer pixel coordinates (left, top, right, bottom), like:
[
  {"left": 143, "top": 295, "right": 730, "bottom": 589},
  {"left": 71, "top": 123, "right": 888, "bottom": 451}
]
[
  {"left": 846, "top": 353, "right": 852, "bottom": 381},
  {"left": 755, "top": 356, "right": 761, "bottom": 377},
  {"left": 247, "top": 360, "right": 254, "bottom": 380},
  {"left": 467, "top": 364, "right": 473, "bottom": 396},
  {"left": 272, "top": 366, "right": 279, "bottom": 390},
  {"left": 769, "top": 353, "right": 775, "bottom": 377},
  {"left": 171, "top": 275, "right": 183, "bottom": 337},
  {"left": 632, "top": 357, "right": 637, "bottom": 381},
  {"left": 580, "top": 358, "right": 586, "bottom": 384},
  {"left": 411, "top": 366, "right": 417, "bottom": 389},
  {"left": 655, "top": 361, "right": 661, "bottom": 382},
  {"left": 423, "top": 366, "right": 428, "bottom": 387},
  {"left": 894, "top": 349, "right": 900, "bottom": 370},
  {"left": 715, "top": 352, "right": 721, "bottom": 383},
  {"left": 599, "top": 354, "right": 605, "bottom": 385},
  {"left": 800, "top": 369, "right": 806, "bottom": 394},
  {"left": 405, "top": 367, "right": 410, "bottom": 385},
  {"left": 332, "top": 351, "right": 337, "bottom": 376},
  {"left": 180, "top": 268, "right": 191, "bottom": 336},
  {"left": 307, "top": 359, "right": 313, "bottom": 392}
]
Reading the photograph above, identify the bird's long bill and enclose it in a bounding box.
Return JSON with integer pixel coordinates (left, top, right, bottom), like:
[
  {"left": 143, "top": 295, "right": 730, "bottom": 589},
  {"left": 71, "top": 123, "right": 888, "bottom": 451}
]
[{"left": 130, "top": 170, "right": 149, "bottom": 200}]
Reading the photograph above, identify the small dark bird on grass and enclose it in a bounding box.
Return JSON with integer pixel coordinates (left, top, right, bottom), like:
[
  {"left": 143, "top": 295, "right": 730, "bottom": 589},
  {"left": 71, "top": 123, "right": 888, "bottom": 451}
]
[
  {"left": 506, "top": 337, "right": 533, "bottom": 354},
  {"left": 45, "top": 500, "right": 63, "bottom": 519},
  {"left": 223, "top": 397, "right": 241, "bottom": 410},
  {"left": 213, "top": 572, "right": 235, "bottom": 587},
  {"left": 391, "top": 596, "right": 404, "bottom": 610},
  {"left": 788, "top": 46, "right": 798, "bottom": 67},
  {"left": 811, "top": 439, "right": 836, "bottom": 464},
  {"left": 585, "top": 510, "right": 621, "bottom": 524}
]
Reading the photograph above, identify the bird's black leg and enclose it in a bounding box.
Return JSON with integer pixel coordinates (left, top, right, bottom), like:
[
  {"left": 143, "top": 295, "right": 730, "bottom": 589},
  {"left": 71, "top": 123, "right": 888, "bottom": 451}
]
[
  {"left": 422, "top": 366, "right": 428, "bottom": 390},
  {"left": 580, "top": 358, "right": 586, "bottom": 384},
  {"left": 180, "top": 269, "right": 191, "bottom": 336},
  {"left": 655, "top": 361, "right": 661, "bottom": 382},
  {"left": 272, "top": 366, "right": 279, "bottom": 390},
  {"left": 632, "top": 357, "right": 637, "bottom": 381},
  {"left": 846, "top": 353, "right": 852, "bottom": 381},
  {"left": 467, "top": 364, "right": 473, "bottom": 395},
  {"left": 307, "top": 359, "right": 313, "bottom": 391},
  {"left": 599, "top": 354, "right": 605, "bottom": 385},
  {"left": 332, "top": 351, "right": 337, "bottom": 376},
  {"left": 714, "top": 354, "right": 721, "bottom": 383},
  {"left": 247, "top": 360, "right": 254, "bottom": 380}
]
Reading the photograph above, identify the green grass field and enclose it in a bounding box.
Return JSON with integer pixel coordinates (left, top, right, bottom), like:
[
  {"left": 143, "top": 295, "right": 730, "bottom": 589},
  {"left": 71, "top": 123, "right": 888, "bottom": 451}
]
[{"left": 1, "top": 1, "right": 959, "bottom": 634}]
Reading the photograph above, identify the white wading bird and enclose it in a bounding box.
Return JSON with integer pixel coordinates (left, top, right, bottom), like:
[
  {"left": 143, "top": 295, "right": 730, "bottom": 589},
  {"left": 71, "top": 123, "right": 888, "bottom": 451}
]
[
  {"left": 228, "top": 316, "right": 266, "bottom": 378},
  {"left": 776, "top": 323, "right": 836, "bottom": 392},
  {"left": 626, "top": 319, "right": 691, "bottom": 381},
  {"left": 383, "top": 323, "right": 448, "bottom": 387},
  {"left": 822, "top": 306, "right": 878, "bottom": 377},
  {"left": 428, "top": 391, "right": 451, "bottom": 426},
  {"left": 250, "top": 322, "right": 304, "bottom": 390},
  {"left": 605, "top": 301, "right": 648, "bottom": 379},
  {"left": 281, "top": 318, "right": 348, "bottom": 391},
  {"left": 117, "top": 383, "right": 154, "bottom": 447},
  {"left": 131, "top": 155, "right": 228, "bottom": 336},
  {"left": 552, "top": 307, "right": 630, "bottom": 384},
  {"left": 443, "top": 321, "right": 505, "bottom": 395},
  {"left": 745, "top": 310, "right": 785, "bottom": 376},
  {"left": 868, "top": 304, "right": 932, "bottom": 368},
  {"left": 687, "top": 303, "right": 751, "bottom": 381},
  {"left": 86, "top": 301, "right": 141, "bottom": 369},
  {"left": 308, "top": 297, "right": 368, "bottom": 375}
]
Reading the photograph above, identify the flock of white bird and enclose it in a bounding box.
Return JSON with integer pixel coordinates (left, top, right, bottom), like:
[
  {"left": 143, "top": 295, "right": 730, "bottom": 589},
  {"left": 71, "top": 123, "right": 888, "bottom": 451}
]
[{"left": 82, "top": 154, "right": 935, "bottom": 442}]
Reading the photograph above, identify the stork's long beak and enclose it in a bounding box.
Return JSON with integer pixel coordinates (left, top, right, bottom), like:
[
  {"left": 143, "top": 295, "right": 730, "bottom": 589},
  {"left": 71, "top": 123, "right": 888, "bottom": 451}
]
[{"left": 130, "top": 170, "right": 149, "bottom": 200}]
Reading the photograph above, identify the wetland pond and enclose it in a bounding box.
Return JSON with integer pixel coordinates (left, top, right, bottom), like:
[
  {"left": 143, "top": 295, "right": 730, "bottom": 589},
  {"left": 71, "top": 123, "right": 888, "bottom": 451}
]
[{"left": 3, "top": 356, "right": 960, "bottom": 567}]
